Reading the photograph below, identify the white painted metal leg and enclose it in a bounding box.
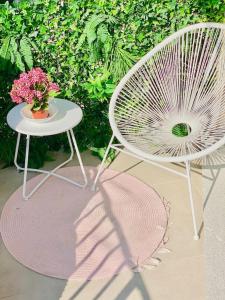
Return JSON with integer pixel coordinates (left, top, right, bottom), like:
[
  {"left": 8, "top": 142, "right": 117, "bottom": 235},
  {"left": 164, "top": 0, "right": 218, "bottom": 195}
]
[
  {"left": 69, "top": 129, "right": 88, "bottom": 187},
  {"left": 23, "top": 135, "right": 30, "bottom": 200},
  {"left": 15, "top": 131, "right": 87, "bottom": 200},
  {"left": 92, "top": 135, "right": 115, "bottom": 191},
  {"left": 185, "top": 161, "right": 199, "bottom": 240},
  {"left": 15, "top": 132, "right": 74, "bottom": 175},
  {"left": 66, "top": 130, "right": 74, "bottom": 160},
  {"left": 14, "top": 133, "right": 21, "bottom": 171}
]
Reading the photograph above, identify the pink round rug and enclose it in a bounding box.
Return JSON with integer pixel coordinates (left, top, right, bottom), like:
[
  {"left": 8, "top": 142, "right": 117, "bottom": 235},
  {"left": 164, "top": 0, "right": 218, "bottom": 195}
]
[{"left": 0, "top": 167, "right": 168, "bottom": 280}]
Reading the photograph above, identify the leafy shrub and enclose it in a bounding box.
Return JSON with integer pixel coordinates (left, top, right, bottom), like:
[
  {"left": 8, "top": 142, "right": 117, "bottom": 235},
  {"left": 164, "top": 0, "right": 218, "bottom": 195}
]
[
  {"left": 0, "top": 36, "right": 34, "bottom": 72},
  {"left": 0, "top": 0, "right": 224, "bottom": 167}
]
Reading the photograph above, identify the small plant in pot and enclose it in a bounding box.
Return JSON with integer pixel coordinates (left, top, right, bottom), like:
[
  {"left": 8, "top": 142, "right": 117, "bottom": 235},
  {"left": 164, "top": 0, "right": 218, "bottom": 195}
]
[{"left": 10, "top": 67, "right": 60, "bottom": 119}]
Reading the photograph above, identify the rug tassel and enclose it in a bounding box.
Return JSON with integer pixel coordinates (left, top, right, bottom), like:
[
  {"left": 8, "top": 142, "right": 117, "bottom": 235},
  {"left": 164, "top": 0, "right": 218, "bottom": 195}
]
[
  {"left": 132, "top": 197, "right": 171, "bottom": 274},
  {"left": 142, "top": 257, "right": 161, "bottom": 270},
  {"left": 157, "top": 247, "right": 171, "bottom": 254},
  {"left": 162, "top": 197, "right": 170, "bottom": 217},
  {"left": 163, "top": 236, "right": 169, "bottom": 244},
  {"left": 143, "top": 264, "right": 157, "bottom": 270},
  {"left": 146, "top": 257, "right": 161, "bottom": 265}
]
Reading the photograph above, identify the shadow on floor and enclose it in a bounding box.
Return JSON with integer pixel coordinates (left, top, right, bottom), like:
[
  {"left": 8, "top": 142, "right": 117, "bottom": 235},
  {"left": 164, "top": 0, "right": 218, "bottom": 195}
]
[{"left": 60, "top": 163, "right": 151, "bottom": 300}]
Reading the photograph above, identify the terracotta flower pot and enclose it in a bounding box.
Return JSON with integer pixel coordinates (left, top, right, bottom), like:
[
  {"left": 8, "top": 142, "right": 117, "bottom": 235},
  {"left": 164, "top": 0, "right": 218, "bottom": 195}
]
[{"left": 32, "top": 110, "right": 49, "bottom": 119}]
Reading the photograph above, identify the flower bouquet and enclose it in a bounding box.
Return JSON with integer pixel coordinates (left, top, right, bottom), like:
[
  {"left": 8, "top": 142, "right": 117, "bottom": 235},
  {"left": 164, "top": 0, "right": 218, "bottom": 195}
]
[{"left": 10, "top": 68, "right": 60, "bottom": 120}]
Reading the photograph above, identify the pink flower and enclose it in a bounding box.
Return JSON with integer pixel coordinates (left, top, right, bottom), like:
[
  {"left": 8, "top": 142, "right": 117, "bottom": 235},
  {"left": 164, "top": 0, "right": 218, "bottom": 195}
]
[
  {"left": 10, "top": 90, "right": 22, "bottom": 104},
  {"left": 17, "top": 87, "right": 29, "bottom": 98},
  {"left": 28, "top": 67, "right": 47, "bottom": 84},
  {"left": 19, "top": 72, "right": 30, "bottom": 81},
  {"left": 26, "top": 90, "right": 35, "bottom": 104},
  {"left": 48, "top": 82, "right": 60, "bottom": 92},
  {"left": 35, "top": 90, "right": 43, "bottom": 100},
  {"left": 10, "top": 67, "right": 60, "bottom": 106}
]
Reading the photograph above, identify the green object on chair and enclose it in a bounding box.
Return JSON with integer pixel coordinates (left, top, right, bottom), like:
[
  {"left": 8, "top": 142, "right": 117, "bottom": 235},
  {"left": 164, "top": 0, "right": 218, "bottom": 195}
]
[{"left": 172, "top": 123, "right": 191, "bottom": 137}]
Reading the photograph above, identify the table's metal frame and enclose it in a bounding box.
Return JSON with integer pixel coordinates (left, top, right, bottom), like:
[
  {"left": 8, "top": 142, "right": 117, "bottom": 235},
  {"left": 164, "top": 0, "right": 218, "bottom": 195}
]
[{"left": 14, "top": 129, "right": 87, "bottom": 200}]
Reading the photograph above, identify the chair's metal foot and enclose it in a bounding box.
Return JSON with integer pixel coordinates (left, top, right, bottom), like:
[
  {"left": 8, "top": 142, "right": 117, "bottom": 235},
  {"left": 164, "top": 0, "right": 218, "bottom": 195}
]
[
  {"left": 91, "top": 184, "right": 96, "bottom": 192},
  {"left": 92, "top": 135, "right": 115, "bottom": 192},
  {"left": 91, "top": 185, "right": 97, "bottom": 192}
]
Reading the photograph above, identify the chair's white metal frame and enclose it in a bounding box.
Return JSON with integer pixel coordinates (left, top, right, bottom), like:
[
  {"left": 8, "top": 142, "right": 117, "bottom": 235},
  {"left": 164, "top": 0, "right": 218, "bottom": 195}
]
[
  {"left": 15, "top": 129, "right": 87, "bottom": 201},
  {"left": 93, "top": 136, "right": 199, "bottom": 240},
  {"left": 93, "top": 23, "right": 225, "bottom": 240}
]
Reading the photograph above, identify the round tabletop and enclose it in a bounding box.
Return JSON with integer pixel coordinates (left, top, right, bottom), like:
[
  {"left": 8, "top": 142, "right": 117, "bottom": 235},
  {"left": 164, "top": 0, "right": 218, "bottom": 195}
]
[{"left": 7, "top": 98, "right": 83, "bottom": 136}]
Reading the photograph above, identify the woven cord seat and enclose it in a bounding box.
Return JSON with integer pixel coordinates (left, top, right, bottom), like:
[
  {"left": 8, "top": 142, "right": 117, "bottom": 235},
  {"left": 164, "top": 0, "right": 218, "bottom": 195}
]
[{"left": 93, "top": 23, "right": 225, "bottom": 240}]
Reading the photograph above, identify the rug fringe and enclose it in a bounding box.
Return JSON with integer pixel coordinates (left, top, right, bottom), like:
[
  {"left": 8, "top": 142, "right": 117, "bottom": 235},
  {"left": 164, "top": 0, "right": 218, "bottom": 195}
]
[
  {"left": 132, "top": 197, "right": 171, "bottom": 273},
  {"left": 157, "top": 247, "right": 171, "bottom": 254}
]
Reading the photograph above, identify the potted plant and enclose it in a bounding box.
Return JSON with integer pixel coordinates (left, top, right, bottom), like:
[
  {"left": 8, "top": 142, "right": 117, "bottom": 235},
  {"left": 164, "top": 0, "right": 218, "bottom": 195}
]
[{"left": 10, "top": 67, "right": 60, "bottom": 119}]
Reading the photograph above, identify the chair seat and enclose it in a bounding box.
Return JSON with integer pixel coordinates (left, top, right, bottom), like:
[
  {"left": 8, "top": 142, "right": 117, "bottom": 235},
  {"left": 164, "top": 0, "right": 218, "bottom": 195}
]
[{"left": 115, "top": 107, "right": 225, "bottom": 162}]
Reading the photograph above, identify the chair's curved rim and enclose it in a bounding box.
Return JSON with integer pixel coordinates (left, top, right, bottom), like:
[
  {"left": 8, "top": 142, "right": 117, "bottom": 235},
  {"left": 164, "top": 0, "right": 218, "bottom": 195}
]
[{"left": 109, "top": 22, "right": 225, "bottom": 163}]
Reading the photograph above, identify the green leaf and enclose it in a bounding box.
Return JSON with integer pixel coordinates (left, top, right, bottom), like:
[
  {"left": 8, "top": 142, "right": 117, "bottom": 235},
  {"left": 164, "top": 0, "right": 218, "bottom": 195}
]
[
  {"left": 32, "top": 103, "right": 41, "bottom": 111},
  {"left": 15, "top": 51, "right": 25, "bottom": 72},
  {"left": 9, "top": 37, "right": 18, "bottom": 64},
  {"left": 77, "top": 14, "right": 111, "bottom": 53},
  {"left": 20, "top": 37, "right": 33, "bottom": 69},
  {"left": 41, "top": 102, "right": 49, "bottom": 110},
  {"left": 97, "top": 24, "right": 112, "bottom": 59},
  {"left": 48, "top": 90, "right": 59, "bottom": 98},
  {"left": 97, "top": 24, "right": 110, "bottom": 43},
  {"left": 85, "top": 14, "right": 106, "bottom": 45},
  {"left": 0, "top": 36, "right": 10, "bottom": 60},
  {"left": 106, "top": 15, "right": 117, "bottom": 24},
  {"left": 76, "top": 32, "right": 86, "bottom": 50},
  {"left": 86, "top": 27, "right": 97, "bottom": 46},
  {"left": 109, "top": 44, "right": 138, "bottom": 81},
  {"left": 91, "top": 146, "right": 115, "bottom": 162},
  {"left": 29, "top": 39, "right": 39, "bottom": 52}
]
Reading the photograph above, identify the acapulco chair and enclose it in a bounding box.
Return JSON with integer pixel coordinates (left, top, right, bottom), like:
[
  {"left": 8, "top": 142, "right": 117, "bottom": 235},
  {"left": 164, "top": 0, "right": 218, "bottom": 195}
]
[{"left": 93, "top": 23, "right": 225, "bottom": 240}]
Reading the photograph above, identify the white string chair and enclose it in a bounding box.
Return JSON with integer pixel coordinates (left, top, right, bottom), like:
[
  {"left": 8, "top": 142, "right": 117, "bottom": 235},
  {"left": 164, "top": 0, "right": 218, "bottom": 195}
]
[{"left": 93, "top": 23, "right": 225, "bottom": 240}]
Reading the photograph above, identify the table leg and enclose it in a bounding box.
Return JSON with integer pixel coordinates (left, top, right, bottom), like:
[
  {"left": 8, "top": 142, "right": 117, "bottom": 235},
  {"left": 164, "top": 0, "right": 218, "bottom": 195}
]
[
  {"left": 14, "top": 133, "right": 21, "bottom": 171},
  {"left": 14, "top": 131, "right": 87, "bottom": 200},
  {"left": 23, "top": 135, "right": 30, "bottom": 200},
  {"left": 69, "top": 129, "right": 88, "bottom": 187}
]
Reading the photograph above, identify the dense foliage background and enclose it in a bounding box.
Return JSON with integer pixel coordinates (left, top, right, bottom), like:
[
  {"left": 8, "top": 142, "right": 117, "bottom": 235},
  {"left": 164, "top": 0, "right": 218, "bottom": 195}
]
[{"left": 0, "top": 0, "right": 224, "bottom": 167}]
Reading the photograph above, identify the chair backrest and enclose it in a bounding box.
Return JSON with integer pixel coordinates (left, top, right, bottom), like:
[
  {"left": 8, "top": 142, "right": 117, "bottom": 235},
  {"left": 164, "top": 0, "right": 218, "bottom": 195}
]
[{"left": 109, "top": 23, "right": 225, "bottom": 163}]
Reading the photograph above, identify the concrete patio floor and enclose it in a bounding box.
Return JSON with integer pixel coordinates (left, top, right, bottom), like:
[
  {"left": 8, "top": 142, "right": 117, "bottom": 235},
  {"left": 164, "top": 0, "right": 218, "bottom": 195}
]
[{"left": 0, "top": 150, "right": 204, "bottom": 300}]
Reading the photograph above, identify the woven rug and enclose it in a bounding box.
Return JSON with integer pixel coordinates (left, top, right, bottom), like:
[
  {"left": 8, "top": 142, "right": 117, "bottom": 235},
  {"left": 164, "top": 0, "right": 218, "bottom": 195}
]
[{"left": 0, "top": 166, "right": 168, "bottom": 280}]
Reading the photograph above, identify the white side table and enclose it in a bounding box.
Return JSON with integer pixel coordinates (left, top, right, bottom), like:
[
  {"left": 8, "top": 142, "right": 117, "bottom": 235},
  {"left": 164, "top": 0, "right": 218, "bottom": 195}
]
[{"left": 7, "top": 98, "right": 87, "bottom": 200}]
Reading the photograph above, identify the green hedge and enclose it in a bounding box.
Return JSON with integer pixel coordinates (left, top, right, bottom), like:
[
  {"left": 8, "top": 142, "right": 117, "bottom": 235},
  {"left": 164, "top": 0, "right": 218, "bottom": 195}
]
[{"left": 0, "top": 0, "right": 224, "bottom": 167}]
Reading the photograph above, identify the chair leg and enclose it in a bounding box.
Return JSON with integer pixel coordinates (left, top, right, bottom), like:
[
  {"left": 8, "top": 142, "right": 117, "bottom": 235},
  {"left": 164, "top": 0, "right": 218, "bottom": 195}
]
[
  {"left": 185, "top": 161, "right": 199, "bottom": 240},
  {"left": 92, "top": 135, "right": 115, "bottom": 191}
]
